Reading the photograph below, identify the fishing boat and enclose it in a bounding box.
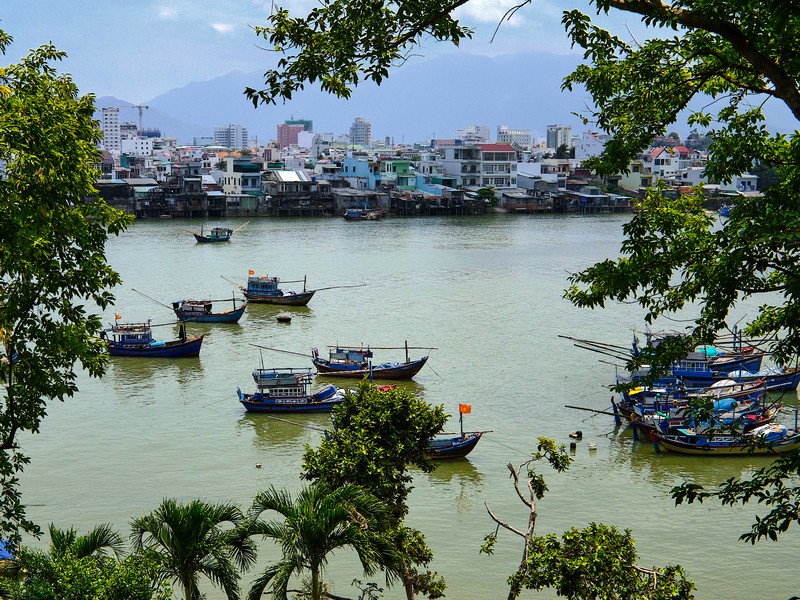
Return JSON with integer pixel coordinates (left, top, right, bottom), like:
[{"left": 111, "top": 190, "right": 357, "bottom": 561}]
[
  {"left": 102, "top": 320, "right": 203, "bottom": 358},
  {"left": 171, "top": 297, "right": 246, "bottom": 323},
  {"left": 188, "top": 221, "right": 249, "bottom": 243},
  {"left": 194, "top": 226, "right": 232, "bottom": 243},
  {"left": 426, "top": 403, "right": 486, "bottom": 459},
  {"left": 651, "top": 421, "right": 800, "bottom": 455},
  {"left": 237, "top": 367, "right": 344, "bottom": 413},
  {"left": 631, "top": 394, "right": 779, "bottom": 439},
  {"left": 343, "top": 208, "right": 385, "bottom": 221},
  {"left": 311, "top": 342, "right": 431, "bottom": 379},
  {"left": 240, "top": 273, "right": 316, "bottom": 306},
  {"left": 718, "top": 204, "right": 731, "bottom": 218}
]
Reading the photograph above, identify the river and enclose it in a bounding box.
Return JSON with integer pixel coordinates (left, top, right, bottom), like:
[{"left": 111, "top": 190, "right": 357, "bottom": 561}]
[{"left": 19, "top": 214, "right": 800, "bottom": 599}]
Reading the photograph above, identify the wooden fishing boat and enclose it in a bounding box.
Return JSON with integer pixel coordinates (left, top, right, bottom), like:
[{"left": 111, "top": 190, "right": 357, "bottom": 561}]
[
  {"left": 237, "top": 367, "right": 344, "bottom": 413},
  {"left": 651, "top": 422, "right": 800, "bottom": 455},
  {"left": 426, "top": 403, "right": 486, "bottom": 459},
  {"left": 311, "top": 342, "right": 431, "bottom": 380},
  {"left": 102, "top": 320, "right": 203, "bottom": 358},
  {"left": 194, "top": 226, "right": 232, "bottom": 243},
  {"left": 240, "top": 274, "right": 316, "bottom": 306},
  {"left": 189, "top": 221, "right": 249, "bottom": 243},
  {"left": 172, "top": 297, "right": 246, "bottom": 323},
  {"left": 427, "top": 431, "right": 484, "bottom": 459}
]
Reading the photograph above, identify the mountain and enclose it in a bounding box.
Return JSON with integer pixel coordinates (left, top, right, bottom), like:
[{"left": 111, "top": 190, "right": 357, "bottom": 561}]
[
  {"left": 97, "top": 51, "right": 798, "bottom": 145},
  {"left": 98, "top": 51, "right": 593, "bottom": 144}
]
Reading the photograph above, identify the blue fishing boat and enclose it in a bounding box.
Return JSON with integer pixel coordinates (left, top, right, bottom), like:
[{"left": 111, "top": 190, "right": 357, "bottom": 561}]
[
  {"left": 237, "top": 367, "right": 344, "bottom": 413},
  {"left": 426, "top": 403, "right": 486, "bottom": 459},
  {"left": 718, "top": 204, "right": 731, "bottom": 218},
  {"left": 651, "top": 422, "right": 800, "bottom": 455},
  {"left": 103, "top": 320, "right": 203, "bottom": 358},
  {"left": 240, "top": 274, "right": 316, "bottom": 306},
  {"left": 311, "top": 342, "right": 431, "bottom": 380},
  {"left": 172, "top": 297, "right": 246, "bottom": 323}
]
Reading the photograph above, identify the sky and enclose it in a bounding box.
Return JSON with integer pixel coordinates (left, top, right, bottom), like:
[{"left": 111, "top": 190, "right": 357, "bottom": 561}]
[{"left": 2, "top": 0, "right": 646, "bottom": 103}]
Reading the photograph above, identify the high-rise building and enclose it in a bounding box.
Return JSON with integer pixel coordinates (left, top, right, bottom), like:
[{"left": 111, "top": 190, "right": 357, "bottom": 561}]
[
  {"left": 285, "top": 118, "right": 313, "bottom": 132},
  {"left": 213, "top": 124, "right": 248, "bottom": 149},
  {"left": 349, "top": 117, "right": 372, "bottom": 146},
  {"left": 100, "top": 107, "right": 121, "bottom": 155},
  {"left": 455, "top": 125, "right": 490, "bottom": 143},
  {"left": 277, "top": 123, "right": 305, "bottom": 148},
  {"left": 497, "top": 125, "right": 532, "bottom": 148},
  {"left": 546, "top": 124, "right": 572, "bottom": 150}
]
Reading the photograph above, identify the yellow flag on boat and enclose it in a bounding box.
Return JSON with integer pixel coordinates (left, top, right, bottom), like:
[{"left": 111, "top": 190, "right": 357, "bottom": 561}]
[
  {"left": 114, "top": 314, "right": 121, "bottom": 321},
  {"left": 459, "top": 403, "right": 472, "bottom": 414}
]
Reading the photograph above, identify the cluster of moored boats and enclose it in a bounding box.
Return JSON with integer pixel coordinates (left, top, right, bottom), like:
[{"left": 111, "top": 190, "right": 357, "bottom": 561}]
[
  {"left": 568, "top": 331, "right": 800, "bottom": 456},
  {"left": 103, "top": 258, "right": 484, "bottom": 459}
]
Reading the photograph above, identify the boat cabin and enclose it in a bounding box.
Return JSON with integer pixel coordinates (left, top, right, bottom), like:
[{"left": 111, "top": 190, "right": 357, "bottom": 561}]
[
  {"left": 329, "top": 347, "right": 373, "bottom": 365},
  {"left": 246, "top": 275, "right": 283, "bottom": 297},
  {"left": 107, "top": 323, "right": 154, "bottom": 345},
  {"left": 252, "top": 368, "right": 313, "bottom": 397},
  {"left": 173, "top": 300, "right": 212, "bottom": 317}
]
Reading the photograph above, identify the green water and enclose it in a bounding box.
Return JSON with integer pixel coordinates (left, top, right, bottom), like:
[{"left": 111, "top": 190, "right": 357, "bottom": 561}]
[{"left": 20, "top": 214, "right": 800, "bottom": 598}]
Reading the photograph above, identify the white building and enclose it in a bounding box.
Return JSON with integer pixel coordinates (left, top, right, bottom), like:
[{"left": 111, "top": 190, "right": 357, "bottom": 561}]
[
  {"left": 100, "top": 107, "right": 121, "bottom": 155},
  {"left": 440, "top": 143, "right": 517, "bottom": 189},
  {"left": 574, "top": 130, "right": 611, "bottom": 160},
  {"left": 349, "top": 117, "right": 372, "bottom": 146},
  {"left": 213, "top": 124, "right": 248, "bottom": 149},
  {"left": 455, "top": 125, "right": 490, "bottom": 144},
  {"left": 497, "top": 125, "right": 532, "bottom": 148},
  {"left": 120, "top": 137, "right": 154, "bottom": 157},
  {"left": 546, "top": 124, "right": 572, "bottom": 150}
]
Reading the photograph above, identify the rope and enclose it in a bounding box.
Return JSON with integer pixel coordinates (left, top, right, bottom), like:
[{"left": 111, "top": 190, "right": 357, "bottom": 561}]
[{"left": 425, "top": 362, "right": 445, "bottom": 381}]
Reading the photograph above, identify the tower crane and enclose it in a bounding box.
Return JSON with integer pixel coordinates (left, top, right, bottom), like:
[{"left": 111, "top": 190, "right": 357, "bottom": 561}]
[{"left": 131, "top": 105, "right": 149, "bottom": 136}]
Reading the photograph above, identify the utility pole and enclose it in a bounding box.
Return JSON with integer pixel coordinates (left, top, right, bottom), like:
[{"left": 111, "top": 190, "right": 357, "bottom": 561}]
[{"left": 132, "top": 105, "right": 149, "bottom": 136}]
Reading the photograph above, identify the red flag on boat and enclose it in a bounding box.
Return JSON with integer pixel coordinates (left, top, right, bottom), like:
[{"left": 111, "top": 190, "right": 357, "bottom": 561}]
[
  {"left": 248, "top": 269, "right": 255, "bottom": 275},
  {"left": 459, "top": 403, "right": 472, "bottom": 414}
]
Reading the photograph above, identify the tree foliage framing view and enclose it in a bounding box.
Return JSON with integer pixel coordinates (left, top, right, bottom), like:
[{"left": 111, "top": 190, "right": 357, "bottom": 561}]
[
  {"left": 0, "top": 31, "right": 130, "bottom": 542},
  {"left": 244, "top": 0, "right": 800, "bottom": 559}
]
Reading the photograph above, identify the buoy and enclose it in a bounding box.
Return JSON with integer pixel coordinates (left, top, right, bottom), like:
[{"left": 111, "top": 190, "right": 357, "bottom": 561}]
[
  {"left": 588, "top": 441, "right": 597, "bottom": 450},
  {"left": 569, "top": 442, "right": 577, "bottom": 451},
  {"left": 276, "top": 313, "right": 292, "bottom": 324},
  {"left": 569, "top": 430, "right": 583, "bottom": 439},
  {"left": 255, "top": 463, "right": 262, "bottom": 468}
]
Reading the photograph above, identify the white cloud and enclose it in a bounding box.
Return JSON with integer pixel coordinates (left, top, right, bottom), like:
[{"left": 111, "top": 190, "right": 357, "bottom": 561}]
[
  {"left": 455, "top": 0, "right": 528, "bottom": 26},
  {"left": 158, "top": 7, "right": 178, "bottom": 19},
  {"left": 211, "top": 22, "right": 236, "bottom": 35}
]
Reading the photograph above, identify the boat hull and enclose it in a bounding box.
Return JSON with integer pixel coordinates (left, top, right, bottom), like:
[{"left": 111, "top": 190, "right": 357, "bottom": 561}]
[
  {"left": 174, "top": 305, "right": 246, "bottom": 323},
  {"left": 237, "top": 388, "right": 342, "bottom": 413},
  {"left": 242, "top": 291, "right": 315, "bottom": 306},
  {"left": 653, "top": 429, "right": 800, "bottom": 455},
  {"left": 426, "top": 431, "right": 484, "bottom": 459},
  {"left": 312, "top": 356, "right": 428, "bottom": 379},
  {"left": 107, "top": 335, "right": 204, "bottom": 358}
]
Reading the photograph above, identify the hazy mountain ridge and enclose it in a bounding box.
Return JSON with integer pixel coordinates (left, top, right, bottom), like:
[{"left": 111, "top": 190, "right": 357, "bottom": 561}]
[
  {"left": 95, "top": 51, "right": 796, "bottom": 145},
  {"left": 96, "top": 52, "right": 594, "bottom": 144}
]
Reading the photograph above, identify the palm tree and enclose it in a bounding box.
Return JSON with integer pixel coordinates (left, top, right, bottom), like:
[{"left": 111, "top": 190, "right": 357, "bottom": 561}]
[
  {"left": 48, "top": 522, "right": 124, "bottom": 559},
  {"left": 246, "top": 483, "right": 396, "bottom": 600},
  {"left": 131, "top": 498, "right": 256, "bottom": 600}
]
